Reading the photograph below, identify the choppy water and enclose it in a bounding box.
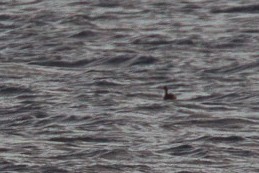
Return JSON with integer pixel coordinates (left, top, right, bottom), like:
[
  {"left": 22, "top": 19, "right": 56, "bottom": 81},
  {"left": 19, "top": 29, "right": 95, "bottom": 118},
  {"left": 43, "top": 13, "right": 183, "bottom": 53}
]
[{"left": 1, "top": 0, "right": 259, "bottom": 172}]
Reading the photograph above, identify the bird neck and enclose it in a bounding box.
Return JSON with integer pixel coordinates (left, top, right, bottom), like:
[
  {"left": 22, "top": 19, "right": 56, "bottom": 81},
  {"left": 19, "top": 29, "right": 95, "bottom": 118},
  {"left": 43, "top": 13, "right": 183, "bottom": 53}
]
[{"left": 164, "top": 88, "right": 168, "bottom": 95}]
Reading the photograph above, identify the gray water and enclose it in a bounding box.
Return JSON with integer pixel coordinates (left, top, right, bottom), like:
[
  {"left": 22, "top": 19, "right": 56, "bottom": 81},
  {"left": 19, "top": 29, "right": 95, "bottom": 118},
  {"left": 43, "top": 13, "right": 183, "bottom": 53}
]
[{"left": 1, "top": 0, "right": 259, "bottom": 172}]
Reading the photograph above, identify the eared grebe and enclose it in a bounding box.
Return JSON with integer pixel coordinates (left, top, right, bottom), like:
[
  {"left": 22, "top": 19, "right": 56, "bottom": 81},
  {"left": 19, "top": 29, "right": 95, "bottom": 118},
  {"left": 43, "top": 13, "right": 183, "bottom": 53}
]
[{"left": 163, "top": 86, "right": 177, "bottom": 100}]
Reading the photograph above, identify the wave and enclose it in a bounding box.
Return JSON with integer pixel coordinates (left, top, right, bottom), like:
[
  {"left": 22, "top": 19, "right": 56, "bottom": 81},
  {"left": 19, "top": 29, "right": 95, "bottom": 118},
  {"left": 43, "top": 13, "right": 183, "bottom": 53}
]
[{"left": 211, "top": 4, "right": 259, "bottom": 13}]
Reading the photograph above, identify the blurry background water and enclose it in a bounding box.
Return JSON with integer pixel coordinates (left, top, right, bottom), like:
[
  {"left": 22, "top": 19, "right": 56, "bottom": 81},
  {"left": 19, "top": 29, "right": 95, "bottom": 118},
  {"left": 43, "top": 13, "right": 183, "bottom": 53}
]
[{"left": 1, "top": 0, "right": 259, "bottom": 172}]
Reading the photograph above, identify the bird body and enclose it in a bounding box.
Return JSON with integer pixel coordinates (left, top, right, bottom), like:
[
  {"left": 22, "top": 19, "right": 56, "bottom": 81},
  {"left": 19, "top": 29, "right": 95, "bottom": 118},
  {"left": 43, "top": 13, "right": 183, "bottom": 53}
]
[{"left": 163, "top": 86, "right": 177, "bottom": 100}]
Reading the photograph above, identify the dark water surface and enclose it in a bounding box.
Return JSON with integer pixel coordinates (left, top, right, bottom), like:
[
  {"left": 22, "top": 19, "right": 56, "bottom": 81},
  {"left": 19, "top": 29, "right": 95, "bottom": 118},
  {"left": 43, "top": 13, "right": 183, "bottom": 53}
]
[{"left": 1, "top": 0, "right": 259, "bottom": 172}]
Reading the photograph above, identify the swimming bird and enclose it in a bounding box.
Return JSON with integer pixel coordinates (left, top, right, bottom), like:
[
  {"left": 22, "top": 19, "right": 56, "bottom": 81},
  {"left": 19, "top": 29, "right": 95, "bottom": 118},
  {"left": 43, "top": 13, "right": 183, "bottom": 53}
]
[{"left": 163, "top": 86, "right": 177, "bottom": 100}]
